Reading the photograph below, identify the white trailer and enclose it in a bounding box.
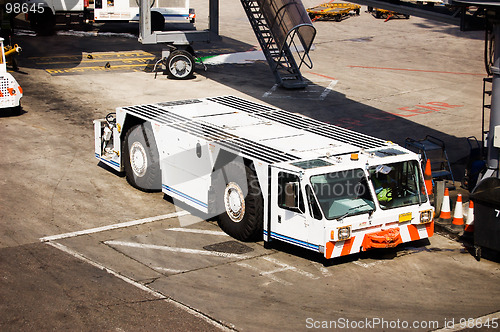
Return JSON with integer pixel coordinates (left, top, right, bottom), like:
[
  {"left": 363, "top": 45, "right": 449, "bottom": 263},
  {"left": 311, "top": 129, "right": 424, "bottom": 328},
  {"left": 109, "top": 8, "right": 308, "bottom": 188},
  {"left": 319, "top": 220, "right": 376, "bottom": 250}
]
[
  {"left": 0, "top": 38, "right": 23, "bottom": 114},
  {"left": 94, "top": 96, "right": 434, "bottom": 259},
  {"left": 25, "top": 0, "right": 193, "bottom": 33}
]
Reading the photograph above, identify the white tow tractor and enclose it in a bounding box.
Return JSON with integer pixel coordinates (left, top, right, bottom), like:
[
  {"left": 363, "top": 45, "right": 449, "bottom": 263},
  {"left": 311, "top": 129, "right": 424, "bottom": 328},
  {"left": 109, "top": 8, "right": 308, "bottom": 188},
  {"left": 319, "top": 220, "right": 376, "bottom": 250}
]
[
  {"left": 0, "top": 38, "right": 22, "bottom": 115},
  {"left": 94, "top": 96, "right": 434, "bottom": 259}
]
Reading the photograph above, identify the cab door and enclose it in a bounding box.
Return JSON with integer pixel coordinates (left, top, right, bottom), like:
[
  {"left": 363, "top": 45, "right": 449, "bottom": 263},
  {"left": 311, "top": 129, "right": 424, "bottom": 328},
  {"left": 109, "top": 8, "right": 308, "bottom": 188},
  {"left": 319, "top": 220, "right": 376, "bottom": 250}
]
[{"left": 269, "top": 167, "right": 313, "bottom": 250}]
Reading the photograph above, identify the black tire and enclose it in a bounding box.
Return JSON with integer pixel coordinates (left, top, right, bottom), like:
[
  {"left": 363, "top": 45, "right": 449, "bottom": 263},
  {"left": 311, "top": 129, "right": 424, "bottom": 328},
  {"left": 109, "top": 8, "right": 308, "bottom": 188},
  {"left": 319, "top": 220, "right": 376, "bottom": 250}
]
[
  {"left": 123, "top": 123, "right": 162, "bottom": 192},
  {"left": 213, "top": 161, "right": 263, "bottom": 242},
  {"left": 151, "top": 11, "right": 165, "bottom": 31},
  {"left": 166, "top": 50, "right": 195, "bottom": 79},
  {"left": 11, "top": 105, "right": 22, "bottom": 116},
  {"left": 30, "top": 11, "right": 56, "bottom": 35}
]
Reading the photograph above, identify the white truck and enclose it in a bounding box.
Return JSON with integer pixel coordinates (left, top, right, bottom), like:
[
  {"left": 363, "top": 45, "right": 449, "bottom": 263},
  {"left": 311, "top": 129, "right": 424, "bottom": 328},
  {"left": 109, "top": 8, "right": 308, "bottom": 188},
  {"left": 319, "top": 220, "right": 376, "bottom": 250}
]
[
  {"left": 25, "top": 0, "right": 194, "bottom": 33},
  {"left": 0, "top": 38, "right": 22, "bottom": 114},
  {"left": 94, "top": 96, "right": 434, "bottom": 259}
]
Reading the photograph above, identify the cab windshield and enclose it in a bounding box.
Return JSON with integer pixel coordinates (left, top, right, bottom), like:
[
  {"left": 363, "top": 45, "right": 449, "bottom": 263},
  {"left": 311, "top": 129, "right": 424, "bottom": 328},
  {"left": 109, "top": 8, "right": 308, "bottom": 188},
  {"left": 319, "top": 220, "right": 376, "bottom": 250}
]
[
  {"left": 310, "top": 168, "right": 375, "bottom": 220},
  {"left": 369, "top": 160, "right": 427, "bottom": 209}
]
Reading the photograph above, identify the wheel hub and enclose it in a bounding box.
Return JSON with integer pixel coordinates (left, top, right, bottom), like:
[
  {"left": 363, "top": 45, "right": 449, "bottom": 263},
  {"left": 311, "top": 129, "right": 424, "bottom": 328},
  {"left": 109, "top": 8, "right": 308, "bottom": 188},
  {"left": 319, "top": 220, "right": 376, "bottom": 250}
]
[
  {"left": 174, "top": 60, "right": 187, "bottom": 72},
  {"left": 168, "top": 54, "right": 193, "bottom": 78},
  {"left": 130, "top": 142, "right": 147, "bottom": 177},
  {"left": 224, "top": 182, "right": 245, "bottom": 223}
]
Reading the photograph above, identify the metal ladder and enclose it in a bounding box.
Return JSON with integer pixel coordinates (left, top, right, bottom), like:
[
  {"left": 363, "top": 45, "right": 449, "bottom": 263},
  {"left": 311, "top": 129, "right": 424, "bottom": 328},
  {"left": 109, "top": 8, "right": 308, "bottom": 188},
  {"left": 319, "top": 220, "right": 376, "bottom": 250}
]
[
  {"left": 482, "top": 77, "right": 492, "bottom": 151},
  {"left": 240, "top": 0, "right": 310, "bottom": 89},
  {"left": 405, "top": 135, "right": 455, "bottom": 183}
]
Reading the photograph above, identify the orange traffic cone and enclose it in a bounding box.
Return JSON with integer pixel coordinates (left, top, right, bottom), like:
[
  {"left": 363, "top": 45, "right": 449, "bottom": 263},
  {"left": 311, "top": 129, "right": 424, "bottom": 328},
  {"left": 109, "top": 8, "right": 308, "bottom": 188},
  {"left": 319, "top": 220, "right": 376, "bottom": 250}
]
[
  {"left": 424, "top": 159, "right": 433, "bottom": 196},
  {"left": 451, "top": 194, "right": 464, "bottom": 231},
  {"left": 438, "top": 188, "right": 452, "bottom": 224},
  {"left": 464, "top": 200, "right": 475, "bottom": 234}
]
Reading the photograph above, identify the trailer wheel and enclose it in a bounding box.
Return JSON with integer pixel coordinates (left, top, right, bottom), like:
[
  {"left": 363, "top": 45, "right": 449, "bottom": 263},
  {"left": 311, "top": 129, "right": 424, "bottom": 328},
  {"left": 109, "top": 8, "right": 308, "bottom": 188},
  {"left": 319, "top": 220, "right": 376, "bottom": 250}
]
[
  {"left": 213, "top": 161, "right": 263, "bottom": 241},
  {"left": 166, "top": 50, "right": 194, "bottom": 79},
  {"left": 123, "top": 123, "right": 162, "bottom": 192}
]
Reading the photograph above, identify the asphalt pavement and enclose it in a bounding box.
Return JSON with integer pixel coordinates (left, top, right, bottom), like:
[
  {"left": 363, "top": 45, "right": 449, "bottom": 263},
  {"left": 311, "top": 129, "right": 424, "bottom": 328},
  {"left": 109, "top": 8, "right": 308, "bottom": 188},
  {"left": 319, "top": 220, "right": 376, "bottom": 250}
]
[{"left": 1, "top": 1, "right": 500, "bottom": 331}]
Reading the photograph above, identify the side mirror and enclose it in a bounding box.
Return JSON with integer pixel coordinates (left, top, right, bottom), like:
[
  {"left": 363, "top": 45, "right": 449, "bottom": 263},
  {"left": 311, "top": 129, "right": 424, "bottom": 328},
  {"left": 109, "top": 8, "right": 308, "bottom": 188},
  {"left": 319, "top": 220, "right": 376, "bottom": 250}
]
[{"left": 284, "top": 182, "right": 299, "bottom": 209}]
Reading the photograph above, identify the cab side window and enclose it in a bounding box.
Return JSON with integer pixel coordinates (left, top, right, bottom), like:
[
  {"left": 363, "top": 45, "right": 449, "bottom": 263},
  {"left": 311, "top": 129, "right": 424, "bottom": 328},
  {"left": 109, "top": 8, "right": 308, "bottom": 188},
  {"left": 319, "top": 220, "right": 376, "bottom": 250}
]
[
  {"left": 278, "top": 172, "right": 305, "bottom": 213},
  {"left": 306, "top": 185, "right": 323, "bottom": 220}
]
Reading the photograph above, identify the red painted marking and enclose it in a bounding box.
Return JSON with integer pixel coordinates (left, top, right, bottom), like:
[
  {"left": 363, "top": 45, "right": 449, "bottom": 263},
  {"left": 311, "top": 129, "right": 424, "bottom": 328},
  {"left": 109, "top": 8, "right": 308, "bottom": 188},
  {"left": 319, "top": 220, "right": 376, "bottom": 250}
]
[
  {"left": 307, "top": 71, "right": 336, "bottom": 80},
  {"left": 348, "top": 65, "right": 483, "bottom": 76},
  {"left": 427, "top": 102, "right": 463, "bottom": 108},
  {"left": 363, "top": 113, "right": 397, "bottom": 121},
  {"left": 398, "top": 106, "right": 433, "bottom": 115},
  {"left": 415, "top": 105, "right": 446, "bottom": 112},
  {"left": 7, "top": 88, "right": 15, "bottom": 96},
  {"left": 387, "top": 111, "right": 417, "bottom": 118},
  {"left": 336, "top": 118, "right": 362, "bottom": 127},
  {"left": 391, "top": 102, "right": 464, "bottom": 118}
]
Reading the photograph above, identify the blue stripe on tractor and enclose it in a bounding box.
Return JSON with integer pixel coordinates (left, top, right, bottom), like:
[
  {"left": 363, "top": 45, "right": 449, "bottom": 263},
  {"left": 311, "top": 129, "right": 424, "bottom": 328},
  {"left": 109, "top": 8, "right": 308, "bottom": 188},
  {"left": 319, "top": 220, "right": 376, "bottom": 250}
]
[{"left": 162, "top": 184, "right": 208, "bottom": 209}]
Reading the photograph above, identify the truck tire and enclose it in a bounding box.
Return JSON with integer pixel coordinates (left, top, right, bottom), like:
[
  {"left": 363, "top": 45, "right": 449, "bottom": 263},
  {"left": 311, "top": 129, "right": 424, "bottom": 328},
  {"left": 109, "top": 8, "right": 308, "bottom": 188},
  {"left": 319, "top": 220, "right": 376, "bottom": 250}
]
[
  {"left": 30, "top": 11, "right": 56, "bottom": 35},
  {"left": 123, "top": 123, "right": 162, "bottom": 192},
  {"left": 213, "top": 161, "right": 263, "bottom": 242},
  {"left": 166, "top": 50, "right": 194, "bottom": 79}
]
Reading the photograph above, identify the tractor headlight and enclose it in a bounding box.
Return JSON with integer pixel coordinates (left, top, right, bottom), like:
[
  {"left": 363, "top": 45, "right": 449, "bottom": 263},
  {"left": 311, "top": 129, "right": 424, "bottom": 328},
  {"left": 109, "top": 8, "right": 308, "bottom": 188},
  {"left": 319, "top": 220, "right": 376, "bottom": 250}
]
[
  {"left": 337, "top": 226, "right": 351, "bottom": 241},
  {"left": 420, "top": 210, "right": 433, "bottom": 224}
]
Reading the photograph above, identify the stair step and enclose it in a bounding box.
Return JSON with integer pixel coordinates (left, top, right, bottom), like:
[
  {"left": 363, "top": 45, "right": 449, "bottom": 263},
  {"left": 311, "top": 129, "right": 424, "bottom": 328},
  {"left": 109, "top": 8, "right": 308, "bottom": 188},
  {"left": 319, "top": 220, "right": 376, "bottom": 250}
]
[{"left": 241, "top": 0, "right": 305, "bottom": 89}]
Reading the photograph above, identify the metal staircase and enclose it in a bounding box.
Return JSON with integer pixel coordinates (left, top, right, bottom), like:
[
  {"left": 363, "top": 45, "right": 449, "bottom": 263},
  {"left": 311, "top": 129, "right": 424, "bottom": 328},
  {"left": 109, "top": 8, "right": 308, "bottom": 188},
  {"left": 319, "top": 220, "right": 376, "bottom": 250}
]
[
  {"left": 482, "top": 77, "right": 492, "bottom": 151},
  {"left": 240, "top": 0, "right": 315, "bottom": 89}
]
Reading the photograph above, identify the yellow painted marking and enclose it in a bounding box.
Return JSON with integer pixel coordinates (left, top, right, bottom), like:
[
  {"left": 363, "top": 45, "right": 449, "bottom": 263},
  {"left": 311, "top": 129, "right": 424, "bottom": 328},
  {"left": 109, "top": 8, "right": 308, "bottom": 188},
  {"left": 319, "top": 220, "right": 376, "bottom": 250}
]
[
  {"left": 37, "top": 57, "right": 155, "bottom": 65},
  {"left": 29, "top": 51, "right": 154, "bottom": 60},
  {"left": 45, "top": 63, "right": 154, "bottom": 74}
]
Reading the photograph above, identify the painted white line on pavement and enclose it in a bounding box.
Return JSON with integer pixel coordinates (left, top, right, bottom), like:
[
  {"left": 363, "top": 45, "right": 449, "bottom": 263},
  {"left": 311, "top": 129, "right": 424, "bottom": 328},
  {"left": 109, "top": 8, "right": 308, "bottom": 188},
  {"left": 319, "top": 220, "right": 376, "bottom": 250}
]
[
  {"left": 40, "top": 210, "right": 190, "bottom": 242},
  {"left": 352, "top": 260, "right": 387, "bottom": 268},
  {"left": 262, "top": 80, "right": 338, "bottom": 100},
  {"left": 319, "top": 80, "right": 338, "bottom": 100},
  {"left": 311, "top": 262, "right": 333, "bottom": 277},
  {"left": 235, "top": 261, "right": 292, "bottom": 286},
  {"left": 262, "top": 84, "right": 278, "bottom": 98},
  {"left": 262, "top": 256, "right": 319, "bottom": 280},
  {"left": 432, "top": 311, "right": 500, "bottom": 332},
  {"left": 166, "top": 227, "right": 229, "bottom": 236},
  {"left": 46, "top": 241, "right": 234, "bottom": 331},
  {"left": 105, "top": 240, "right": 250, "bottom": 259},
  {"left": 153, "top": 267, "right": 189, "bottom": 274}
]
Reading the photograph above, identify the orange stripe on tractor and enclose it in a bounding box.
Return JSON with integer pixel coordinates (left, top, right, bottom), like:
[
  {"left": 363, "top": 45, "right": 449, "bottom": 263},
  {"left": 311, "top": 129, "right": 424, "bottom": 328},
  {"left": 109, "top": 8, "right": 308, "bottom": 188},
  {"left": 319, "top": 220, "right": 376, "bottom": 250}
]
[
  {"left": 362, "top": 228, "right": 403, "bottom": 250},
  {"left": 325, "top": 241, "right": 335, "bottom": 259},
  {"left": 341, "top": 237, "right": 355, "bottom": 256},
  {"left": 425, "top": 221, "right": 434, "bottom": 237},
  {"left": 407, "top": 225, "right": 420, "bottom": 241}
]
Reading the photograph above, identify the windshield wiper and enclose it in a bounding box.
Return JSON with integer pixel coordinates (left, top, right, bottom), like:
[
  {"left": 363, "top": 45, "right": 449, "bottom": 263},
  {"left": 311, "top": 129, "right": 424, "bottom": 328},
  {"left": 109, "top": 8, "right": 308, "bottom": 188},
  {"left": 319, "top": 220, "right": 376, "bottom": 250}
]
[{"left": 336, "top": 203, "right": 373, "bottom": 221}]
